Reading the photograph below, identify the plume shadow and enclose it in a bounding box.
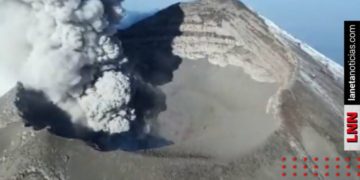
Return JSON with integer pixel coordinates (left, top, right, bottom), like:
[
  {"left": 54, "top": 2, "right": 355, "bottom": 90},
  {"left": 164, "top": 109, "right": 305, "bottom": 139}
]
[
  {"left": 14, "top": 4, "right": 185, "bottom": 152},
  {"left": 15, "top": 85, "right": 81, "bottom": 138},
  {"left": 116, "top": 3, "right": 185, "bottom": 150}
]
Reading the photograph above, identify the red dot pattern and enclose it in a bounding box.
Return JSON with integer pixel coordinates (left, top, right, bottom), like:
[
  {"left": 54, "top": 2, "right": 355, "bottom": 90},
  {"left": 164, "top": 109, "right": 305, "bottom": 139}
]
[{"left": 280, "top": 156, "right": 360, "bottom": 177}]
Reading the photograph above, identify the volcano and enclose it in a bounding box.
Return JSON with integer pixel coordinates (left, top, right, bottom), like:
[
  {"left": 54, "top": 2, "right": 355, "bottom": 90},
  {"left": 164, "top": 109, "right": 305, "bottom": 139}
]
[{"left": 0, "top": 0, "right": 350, "bottom": 179}]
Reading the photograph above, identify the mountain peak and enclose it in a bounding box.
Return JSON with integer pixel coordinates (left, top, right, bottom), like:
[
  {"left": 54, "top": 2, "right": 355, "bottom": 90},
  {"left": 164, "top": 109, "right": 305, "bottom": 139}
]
[{"left": 119, "top": 0, "right": 295, "bottom": 83}]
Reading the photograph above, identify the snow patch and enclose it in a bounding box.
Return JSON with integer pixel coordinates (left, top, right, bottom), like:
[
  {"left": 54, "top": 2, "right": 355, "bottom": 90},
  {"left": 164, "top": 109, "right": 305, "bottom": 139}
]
[{"left": 261, "top": 16, "right": 343, "bottom": 79}]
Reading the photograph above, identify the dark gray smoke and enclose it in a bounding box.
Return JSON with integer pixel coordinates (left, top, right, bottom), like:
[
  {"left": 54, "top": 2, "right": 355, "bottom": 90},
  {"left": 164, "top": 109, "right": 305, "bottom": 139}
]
[{"left": 0, "top": 0, "right": 135, "bottom": 134}]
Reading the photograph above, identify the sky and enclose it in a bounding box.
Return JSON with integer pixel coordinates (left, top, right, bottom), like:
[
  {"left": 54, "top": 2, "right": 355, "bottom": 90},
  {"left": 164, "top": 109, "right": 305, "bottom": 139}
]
[{"left": 122, "top": 0, "right": 360, "bottom": 65}]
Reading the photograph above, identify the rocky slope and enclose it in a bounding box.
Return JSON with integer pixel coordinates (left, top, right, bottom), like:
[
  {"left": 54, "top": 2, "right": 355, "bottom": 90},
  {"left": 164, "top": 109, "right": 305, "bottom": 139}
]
[{"left": 0, "top": 0, "right": 349, "bottom": 179}]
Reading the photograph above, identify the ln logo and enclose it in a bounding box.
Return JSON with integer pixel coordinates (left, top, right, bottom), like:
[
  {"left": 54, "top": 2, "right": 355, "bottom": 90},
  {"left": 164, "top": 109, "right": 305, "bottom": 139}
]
[
  {"left": 346, "top": 112, "right": 358, "bottom": 143},
  {"left": 344, "top": 108, "right": 360, "bottom": 151}
]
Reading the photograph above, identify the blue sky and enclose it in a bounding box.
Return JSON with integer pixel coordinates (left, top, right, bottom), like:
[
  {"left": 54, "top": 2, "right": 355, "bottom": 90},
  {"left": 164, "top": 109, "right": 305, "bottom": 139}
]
[{"left": 122, "top": 0, "right": 360, "bottom": 65}]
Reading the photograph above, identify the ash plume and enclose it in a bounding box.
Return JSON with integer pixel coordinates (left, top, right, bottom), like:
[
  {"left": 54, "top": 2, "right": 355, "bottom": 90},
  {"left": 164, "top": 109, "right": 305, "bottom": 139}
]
[{"left": 0, "top": 0, "right": 135, "bottom": 134}]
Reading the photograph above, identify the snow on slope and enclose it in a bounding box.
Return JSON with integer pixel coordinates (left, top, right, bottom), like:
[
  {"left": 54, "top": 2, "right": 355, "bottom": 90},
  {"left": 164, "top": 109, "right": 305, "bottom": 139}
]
[{"left": 260, "top": 16, "right": 343, "bottom": 78}]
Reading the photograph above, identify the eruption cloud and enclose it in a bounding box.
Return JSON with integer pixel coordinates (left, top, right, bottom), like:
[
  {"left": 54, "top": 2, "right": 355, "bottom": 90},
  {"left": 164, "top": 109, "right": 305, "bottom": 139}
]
[{"left": 0, "top": 0, "right": 136, "bottom": 134}]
